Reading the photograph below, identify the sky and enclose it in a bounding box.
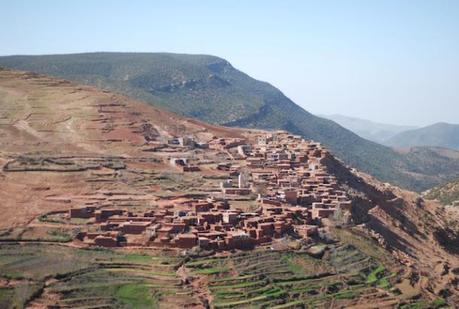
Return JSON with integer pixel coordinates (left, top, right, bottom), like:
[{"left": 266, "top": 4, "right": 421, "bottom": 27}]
[{"left": 1, "top": 0, "right": 458, "bottom": 126}]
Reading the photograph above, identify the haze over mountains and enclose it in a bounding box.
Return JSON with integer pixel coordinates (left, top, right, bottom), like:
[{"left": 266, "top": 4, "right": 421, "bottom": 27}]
[
  {"left": 320, "top": 114, "right": 417, "bottom": 144},
  {"left": 386, "top": 122, "right": 459, "bottom": 150},
  {"left": 324, "top": 114, "right": 459, "bottom": 151},
  {"left": 1, "top": 52, "right": 459, "bottom": 191}
]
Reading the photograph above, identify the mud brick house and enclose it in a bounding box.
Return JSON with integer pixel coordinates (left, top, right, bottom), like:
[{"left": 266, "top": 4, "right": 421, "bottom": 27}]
[
  {"left": 209, "top": 138, "right": 247, "bottom": 150},
  {"left": 82, "top": 231, "right": 120, "bottom": 247},
  {"left": 170, "top": 157, "right": 187, "bottom": 167},
  {"left": 237, "top": 144, "right": 251, "bottom": 157},
  {"left": 121, "top": 221, "right": 151, "bottom": 234},
  {"left": 198, "top": 212, "right": 223, "bottom": 225},
  {"left": 198, "top": 236, "right": 210, "bottom": 248},
  {"left": 225, "top": 231, "right": 255, "bottom": 249},
  {"left": 182, "top": 165, "right": 200, "bottom": 172},
  {"left": 247, "top": 157, "right": 264, "bottom": 168},
  {"left": 69, "top": 206, "right": 96, "bottom": 219},
  {"left": 222, "top": 188, "right": 251, "bottom": 195},
  {"left": 259, "top": 198, "right": 282, "bottom": 207},
  {"left": 192, "top": 201, "right": 212, "bottom": 212},
  {"left": 217, "top": 162, "right": 232, "bottom": 171},
  {"left": 295, "top": 225, "right": 319, "bottom": 238},
  {"left": 311, "top": 207, "right": 336, "bottom": 220},
  {"left": 95, "top": 209, "right": 123, "bottom": 222},
  {"left": 174, "top": 233, "right": 198, "bottom": 248},
  {"left": 177, "top": 136, "right": 195, "bottom": 147},
  {"left": 94, "top": 235, "right": 118, "bottom": 247},
  {"left": 223, "top": 211, "right": 239, "bottom": 224}
]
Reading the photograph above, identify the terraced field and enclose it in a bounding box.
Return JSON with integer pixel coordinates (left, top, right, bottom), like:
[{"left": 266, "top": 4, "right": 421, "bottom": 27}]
[
  {"left": 185, "top": 246, "right": 431, "bottom": 309},
  {"left": 0, "top": 243, "right": 197, "bottom": 308},
  {"left": 0, "top": 241, "right": 448, "bottom": 308}
]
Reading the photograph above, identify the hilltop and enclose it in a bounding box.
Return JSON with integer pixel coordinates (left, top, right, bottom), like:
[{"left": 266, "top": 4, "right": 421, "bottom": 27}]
[
  {"left": 1, "top": 53, "right": 459, "bottom": 191},
  {"left": 386, "top": 122, "right": 459, "bottom": 150},
  {"left": 1, "top": 68, "right": 459, "bottom": 307}
]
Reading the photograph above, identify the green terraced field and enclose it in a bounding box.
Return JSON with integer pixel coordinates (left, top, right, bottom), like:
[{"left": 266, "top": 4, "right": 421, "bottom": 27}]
[
  {"left": 185, "top": 246, "right": 424, "bottom": 308},
  {"left": 0, "top": 242, "right": 446, "bottom": 308},
  {"left": 0, "top": 243, "right": 196, "bottom": 308}
]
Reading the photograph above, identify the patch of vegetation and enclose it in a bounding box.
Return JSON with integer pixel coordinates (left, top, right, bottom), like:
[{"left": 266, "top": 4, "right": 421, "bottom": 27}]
[
  {"left": 0, "top": 243, "right": 188, "bottom": 308},
  {"left": 188, "top": 247, "right": 404, "bottom": 308},
  {"left": 0, "top": 288, "right": 15, "bottom": 309},
  {"left": 431, "top": 298, "right": 448, "bottom": 308},
  {"left": 367, "top": 265, "right": 386, "bottom": 283},
  {"left": 46, "top": 229, "right": 72, "bottom": 242},
  {"left": 399, "top": 300, "right": 430, "bottom": 309},
  {"left": 0, "top": 283, "right": 43, "bottom": 308},
  {"left": 193, "top": 267, "right": 229, "bottom": 275},
  {"left": 334, "top": 290, "right": 356, "bottom": 299},
  {"left": 38, "top": 213, "right": 64, "bottom": 223},
  {"left": 120, "top": 253, "right": 155, "bottom": 264},
  {"left": 116, "top": 283, "right": 158, "bottom": 308}
]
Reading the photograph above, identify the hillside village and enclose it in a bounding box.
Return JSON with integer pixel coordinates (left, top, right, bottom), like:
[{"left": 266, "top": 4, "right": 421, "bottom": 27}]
[
  {"left": 2, "top": 69, "right": 459, "bottom": 308},
  {"left": 70, "top": 131, "right": 352, "bottom": 251},
  {"left": 2, "top": 0, "right": 459, "bottom": 304}
]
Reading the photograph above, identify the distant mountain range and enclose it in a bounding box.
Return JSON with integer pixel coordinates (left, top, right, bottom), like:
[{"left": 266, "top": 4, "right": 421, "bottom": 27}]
[
  {"left": 1, "top": 52, "right": 459, "bottom": 191},
  {"left": 320, "top": 114, "right": 417, "bottom": 144},
  {"left": 322, "top": 115, "right": 459, "bottom": 151},
  {"left": 385, "top": 122, "right": 459, "bottom": 150}
]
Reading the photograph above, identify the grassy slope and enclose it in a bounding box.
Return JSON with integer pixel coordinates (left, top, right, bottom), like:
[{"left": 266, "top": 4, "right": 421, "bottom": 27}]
[{"left": 1, "top": 52, "right": 458, "bottom": 191}]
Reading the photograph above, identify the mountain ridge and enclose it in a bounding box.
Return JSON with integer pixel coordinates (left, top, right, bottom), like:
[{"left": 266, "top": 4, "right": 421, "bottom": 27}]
[
  {"left": 386, "top": 122, "right": 459, "bottom": 150},
  {"left": 320, "top": 114, "right": 417, "bottom": 144}
]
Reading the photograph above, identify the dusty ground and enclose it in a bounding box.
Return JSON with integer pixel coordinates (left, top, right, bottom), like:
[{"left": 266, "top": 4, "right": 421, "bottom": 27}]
[{"left": 0, "top": 68, "right": 247, "bottom": 229}]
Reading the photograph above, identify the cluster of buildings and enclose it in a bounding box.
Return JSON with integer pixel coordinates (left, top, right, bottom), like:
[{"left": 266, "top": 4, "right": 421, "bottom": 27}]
[
  {"left": 71, "top": 198, "right": 317, "bottom": 250},
  {"left": 218, "top": 131, "right": 352, "bottom": 219},
  {"left": 71, "top": 131, "right": 352, "bottom": 251}
]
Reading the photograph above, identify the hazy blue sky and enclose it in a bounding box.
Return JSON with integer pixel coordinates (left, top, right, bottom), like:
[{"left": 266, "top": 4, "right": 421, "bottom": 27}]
[{"left": 1, "top": 0, "right": 458, "bottom": 126}]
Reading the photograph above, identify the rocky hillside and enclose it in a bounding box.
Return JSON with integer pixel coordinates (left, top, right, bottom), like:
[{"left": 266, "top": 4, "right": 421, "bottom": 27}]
[
  {"left": 322, "top": 153, "right": 459, "bottom": 303},
  {"left": 386, "top": 122, "right": 459, "bottom": 150},
  {"left": 1, "top": 53, "right": 459, "bottom": 192}
]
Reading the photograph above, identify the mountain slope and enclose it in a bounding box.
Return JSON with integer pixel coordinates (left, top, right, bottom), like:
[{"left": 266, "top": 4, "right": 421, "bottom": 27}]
[
  {"left": 425, "top": 178, "right": 459, "bottom": 206},
  {"left": 321, "top": 114, "right": 417, "bottom": 144},
  {"left": 0, "top": 67, "right": 242, "bottom": 227},
  {"left": 1, "top": 68, "right": 459, "bottom": 306},
  {"left": 1, "top": 52, "right": 459, "bottom": 191},
  {"left": 386, "top": 122, "right": 459, "bottom": 150}
]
